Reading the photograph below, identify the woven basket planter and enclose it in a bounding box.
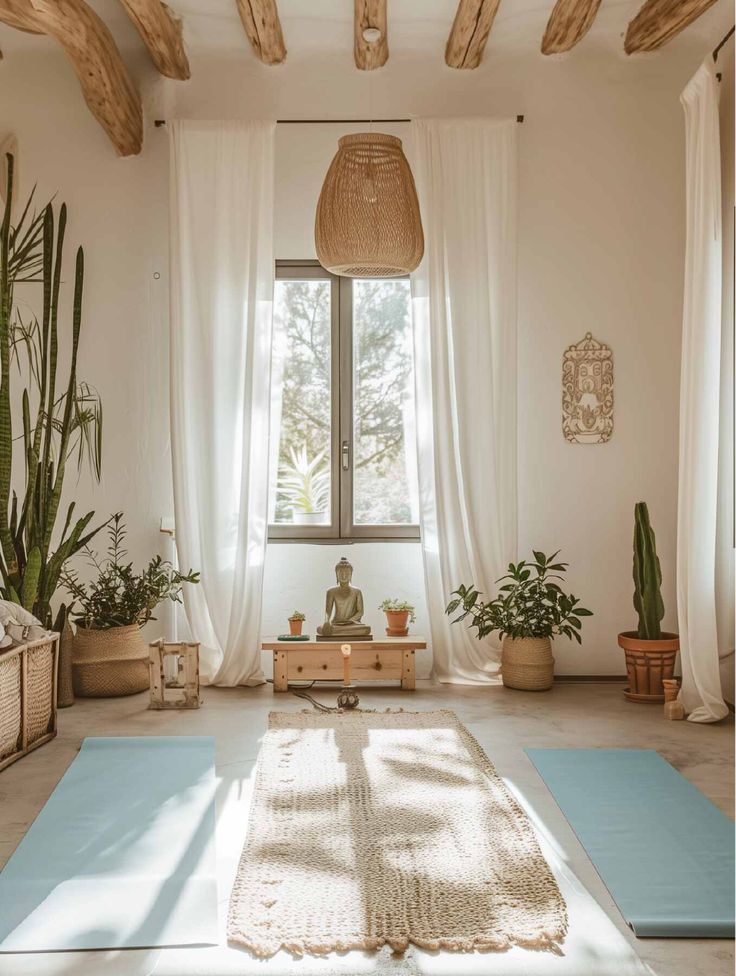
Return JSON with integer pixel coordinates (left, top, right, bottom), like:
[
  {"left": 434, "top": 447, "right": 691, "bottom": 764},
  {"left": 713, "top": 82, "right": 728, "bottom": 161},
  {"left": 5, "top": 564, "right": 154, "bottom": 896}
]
[
  {"left": 0, "top": 633, "right": 59, "bottom": 773},
  {"left": 618, "top": 631, "right": 679, "bottom": 703},
  {"left": 73, "top": 624, "right": 149, "bottom": 698},
  {"left": 501, "top": 637, "right": 555, "bottom": 691}
]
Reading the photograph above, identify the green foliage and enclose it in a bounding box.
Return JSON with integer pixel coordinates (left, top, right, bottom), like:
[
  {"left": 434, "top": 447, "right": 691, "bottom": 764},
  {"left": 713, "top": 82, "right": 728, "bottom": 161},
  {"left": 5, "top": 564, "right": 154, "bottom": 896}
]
[
  {"left": 378, "top": 598, "right": 416, "bottom": 622},
  {"left": 289, "top": 610, "right": 306, "bottom": 621},
  {"left": 273, "top": 278, "right": 415, "bottom": 525},
  {"left": 632, "top": 501, "right": 664, "bottom": 641},
  {"left": 278, "top": 445, "right": 330, "bottom": 514},
  {"left": 0, "top": 153, "right": 103, "bottom": 624},
  {"left": 445, "top": 550, "right": 593, "bottom": 644},
  {"left": 61, "top": 513, "right": 199, "bottom": 630}
]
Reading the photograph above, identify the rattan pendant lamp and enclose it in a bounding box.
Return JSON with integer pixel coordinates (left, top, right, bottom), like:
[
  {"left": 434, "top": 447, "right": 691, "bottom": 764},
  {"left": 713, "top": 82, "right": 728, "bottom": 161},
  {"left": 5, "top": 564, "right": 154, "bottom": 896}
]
[{"left": 315, "top": 130, "right": 424, "bottom": 278}]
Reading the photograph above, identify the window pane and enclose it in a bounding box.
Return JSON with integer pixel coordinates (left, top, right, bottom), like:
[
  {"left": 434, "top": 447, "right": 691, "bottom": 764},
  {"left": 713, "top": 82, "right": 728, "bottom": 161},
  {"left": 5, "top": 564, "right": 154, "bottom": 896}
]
[
  {"left": 352, "top": 279, "right": 419, "bottom": 525},
  {"left": 270, "top": 279, "right": 332, "bottom": 525}
]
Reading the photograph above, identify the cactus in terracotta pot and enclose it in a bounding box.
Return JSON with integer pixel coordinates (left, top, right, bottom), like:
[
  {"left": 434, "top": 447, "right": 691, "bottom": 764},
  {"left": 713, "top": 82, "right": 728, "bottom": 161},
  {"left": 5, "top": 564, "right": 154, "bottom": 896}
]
[{"left": 618, "top": 502, "right": 679, "bottom": 704}]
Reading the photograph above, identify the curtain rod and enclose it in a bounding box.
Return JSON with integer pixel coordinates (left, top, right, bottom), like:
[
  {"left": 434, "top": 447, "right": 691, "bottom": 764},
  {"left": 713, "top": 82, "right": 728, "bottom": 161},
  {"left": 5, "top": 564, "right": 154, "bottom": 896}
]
[
  {"left": 713, "top": 25, "right": 734, "bottom": 61},
  {"left": 153, "top": 116, "right": 525, "bottom": 127}
]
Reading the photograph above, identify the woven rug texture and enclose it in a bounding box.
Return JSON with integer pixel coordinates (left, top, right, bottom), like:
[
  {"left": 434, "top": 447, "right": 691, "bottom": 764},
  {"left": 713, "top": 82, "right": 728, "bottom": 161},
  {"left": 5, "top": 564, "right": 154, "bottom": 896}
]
[{"left": 228, "top": 709, "right": 567, "bottom": 957}]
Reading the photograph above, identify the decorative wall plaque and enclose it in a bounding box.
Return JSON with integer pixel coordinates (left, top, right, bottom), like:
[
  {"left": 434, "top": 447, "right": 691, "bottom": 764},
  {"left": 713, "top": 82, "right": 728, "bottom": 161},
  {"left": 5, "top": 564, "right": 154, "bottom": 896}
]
[{"left": 562, "top": 332, "right": 613, "bottom": 444}]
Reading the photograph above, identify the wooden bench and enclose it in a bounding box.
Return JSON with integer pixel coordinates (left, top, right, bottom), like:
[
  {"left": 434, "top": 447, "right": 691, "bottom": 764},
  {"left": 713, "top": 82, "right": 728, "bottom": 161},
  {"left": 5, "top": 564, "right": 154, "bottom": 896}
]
[{"left": 262, "top": 637, "right": 426, "bottom": 692}]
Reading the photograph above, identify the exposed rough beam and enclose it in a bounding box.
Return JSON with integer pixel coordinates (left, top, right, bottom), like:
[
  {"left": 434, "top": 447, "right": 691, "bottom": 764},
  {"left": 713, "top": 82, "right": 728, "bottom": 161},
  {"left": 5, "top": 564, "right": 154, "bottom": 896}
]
[
  {"left": 624, "top": 0, "right": 720, "bottom": 54},
  {"left": 541, "top": 0, "right": 603, "bottom": 54},
  {"left": 119, "top": 0, "right": 190, "bottom": 80},
  {"left": 354, "top": 0, "right": 388, "bottom": 70},
  {"left": 234, "top": 0, "right": 286, "bottom": 64},
  {"left": 0, "top": 0, "right": 142, "bottom": 156},
  {"left": 445, "top": 0, "right": 502, "bottom": 69}
]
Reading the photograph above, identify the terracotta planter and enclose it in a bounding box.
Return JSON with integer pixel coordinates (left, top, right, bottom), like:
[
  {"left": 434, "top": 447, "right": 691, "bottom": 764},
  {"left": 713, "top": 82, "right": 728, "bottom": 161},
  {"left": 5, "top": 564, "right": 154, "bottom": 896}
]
[
  {"left": 618, "top": 631, "right": 679, "bottom": 703},
  {"left": 72, "top": 624, "right": 149, "bottom": 698},
  {"left": 385, "top": 609, "right": 410, "bottom": 637},
  {"left": 288, "top": 618, "right": 304, "bottom": 637},
  {"left": 502, "top": 637, "right": 554, "bottom": 691}
]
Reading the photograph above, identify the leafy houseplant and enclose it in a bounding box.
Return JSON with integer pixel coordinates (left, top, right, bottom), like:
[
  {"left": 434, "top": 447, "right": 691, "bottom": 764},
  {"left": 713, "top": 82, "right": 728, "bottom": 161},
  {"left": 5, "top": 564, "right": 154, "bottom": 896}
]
[
  {"left": 446, "top": 551, "right": 592, "bottom": 691},
  {"left": 278, "top": 445, "right": 330, "bottom": 525},
  {"left": 617, "top": 502, "right": 679, "bottom": 703},
  {"left": 0, "top": 153, "right": 103, "bottom": 627},
  {"left": 61, "top": 514, "right": 199, "bottom": 698},
  {"left": 379, "top": 598, "right": 416, "bottom": 637},
  {"left": 288, "top": 610, "right": 306, "bottom": 636}
]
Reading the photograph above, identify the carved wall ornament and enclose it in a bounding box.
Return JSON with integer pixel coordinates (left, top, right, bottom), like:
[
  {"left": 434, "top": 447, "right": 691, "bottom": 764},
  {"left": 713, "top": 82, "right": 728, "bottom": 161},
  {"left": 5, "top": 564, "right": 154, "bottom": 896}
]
[{"left": 562, "top": 332, "right": 613, "bottom": 444}]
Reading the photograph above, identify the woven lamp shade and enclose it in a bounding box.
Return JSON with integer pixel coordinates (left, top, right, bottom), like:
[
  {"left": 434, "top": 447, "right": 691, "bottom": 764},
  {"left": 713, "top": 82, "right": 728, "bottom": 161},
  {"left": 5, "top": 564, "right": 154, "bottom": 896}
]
[{"left": 315, "top": 132, "right": 424, "bottom": 278}]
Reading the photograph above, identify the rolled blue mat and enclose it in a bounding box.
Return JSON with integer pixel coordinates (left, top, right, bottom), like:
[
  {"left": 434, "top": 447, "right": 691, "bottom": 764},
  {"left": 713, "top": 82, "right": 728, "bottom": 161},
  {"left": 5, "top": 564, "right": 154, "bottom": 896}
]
[
  {"left": 526, "top": 748, "right": 735, "bottom": 939},
  {"left": 0, "top": 736, "right": 218, "bottom": 951}
]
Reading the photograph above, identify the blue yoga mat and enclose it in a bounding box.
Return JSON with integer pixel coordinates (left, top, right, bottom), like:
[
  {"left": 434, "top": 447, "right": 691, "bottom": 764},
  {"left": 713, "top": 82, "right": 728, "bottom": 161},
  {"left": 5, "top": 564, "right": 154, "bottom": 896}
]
[
  {"left": 526, "top": 748, "right": 735, "bottom": 938},
  {"left": 0, "top": 736, "right": 218, "bottom": 951}
]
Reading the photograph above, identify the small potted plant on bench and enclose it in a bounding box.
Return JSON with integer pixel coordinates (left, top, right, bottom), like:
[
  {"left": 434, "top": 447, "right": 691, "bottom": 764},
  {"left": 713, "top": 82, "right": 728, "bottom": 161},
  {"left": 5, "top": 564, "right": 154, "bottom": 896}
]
[
  {"left": 617, "top": 502, "right": 679, "bottom": 703},
  {"left": 379, "top": 599, "right": 416, "bottom": 637},
  {"left": 446, "top": 551, "right": 592, "bottom": 691},
  {"left": 288, "top": 611, "right": 306, "bottom": 636}
]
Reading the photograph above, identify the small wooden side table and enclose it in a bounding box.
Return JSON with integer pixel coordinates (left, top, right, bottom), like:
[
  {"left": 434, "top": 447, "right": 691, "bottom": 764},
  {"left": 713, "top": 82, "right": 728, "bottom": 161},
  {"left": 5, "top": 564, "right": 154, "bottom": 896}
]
[{"left": 262, "top": 637, "right": 426, "bottom": 692}]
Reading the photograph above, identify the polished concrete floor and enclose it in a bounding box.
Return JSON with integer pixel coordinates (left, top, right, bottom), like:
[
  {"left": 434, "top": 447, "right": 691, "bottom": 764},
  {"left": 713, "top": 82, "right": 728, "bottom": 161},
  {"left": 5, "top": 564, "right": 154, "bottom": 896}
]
[{"left": 0, "top": 680, "right": 732, "bottom": 976}]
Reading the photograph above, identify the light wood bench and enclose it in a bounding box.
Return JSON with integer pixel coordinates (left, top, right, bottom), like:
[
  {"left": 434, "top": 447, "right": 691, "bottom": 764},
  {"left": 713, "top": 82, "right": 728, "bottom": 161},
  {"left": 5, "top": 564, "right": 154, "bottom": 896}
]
[{"left": 262, "top": 637, "right": 426, "bottom": 692}]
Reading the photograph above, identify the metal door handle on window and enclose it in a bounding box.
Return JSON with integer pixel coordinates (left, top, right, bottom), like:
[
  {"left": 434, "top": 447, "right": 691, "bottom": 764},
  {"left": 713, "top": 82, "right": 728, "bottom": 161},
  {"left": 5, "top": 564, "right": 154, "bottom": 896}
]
[{"left": 342, "top": 441, "right": 350, "bottom": 471}]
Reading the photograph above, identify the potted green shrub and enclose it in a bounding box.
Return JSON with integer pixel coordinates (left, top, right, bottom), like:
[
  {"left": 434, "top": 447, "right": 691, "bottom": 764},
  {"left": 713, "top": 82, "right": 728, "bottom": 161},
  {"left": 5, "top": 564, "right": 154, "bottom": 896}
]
[
  {"left": 288, "top": 610, "right": 306, "bottom": 636},
  {"left": 617, "top": 502, "right": 679, "bottom": 703},
  {"left": 61, "top": 514, "right": 199, "bottom": 697},
  {"left": 379, "top": 599, "right": 416, "bottom": 636},
  {"left": 446, "top": 551, "right": 592, "bottom": 691},
  {"left": 278, "top": 446, "right": 330, "bottom": 525}
]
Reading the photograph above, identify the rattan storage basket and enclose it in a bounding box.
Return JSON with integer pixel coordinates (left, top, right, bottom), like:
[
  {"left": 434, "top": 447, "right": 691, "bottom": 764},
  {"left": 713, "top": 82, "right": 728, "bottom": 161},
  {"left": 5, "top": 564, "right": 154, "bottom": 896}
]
[
  {"left": 501, "top": 637, "right": 555, "bottom": 691},
  {"left": 73, "top": 624, "right": 149, "bottom": 698},
  {"left": 0, "top": 633, "right": 59, "bottom": 772}
]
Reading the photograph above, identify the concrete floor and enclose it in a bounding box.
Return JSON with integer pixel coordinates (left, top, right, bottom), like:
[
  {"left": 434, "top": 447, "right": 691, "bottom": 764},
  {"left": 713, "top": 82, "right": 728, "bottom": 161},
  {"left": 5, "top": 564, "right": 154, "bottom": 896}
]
[{"left": 0, "top": 680, "right": 733, "bottom": 976}]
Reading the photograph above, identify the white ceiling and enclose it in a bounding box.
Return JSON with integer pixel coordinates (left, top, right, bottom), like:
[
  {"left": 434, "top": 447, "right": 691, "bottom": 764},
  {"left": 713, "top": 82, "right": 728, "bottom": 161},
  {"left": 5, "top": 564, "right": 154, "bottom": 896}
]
[{"left": 0, "top": 0, "right": 732, "bottom": 61}]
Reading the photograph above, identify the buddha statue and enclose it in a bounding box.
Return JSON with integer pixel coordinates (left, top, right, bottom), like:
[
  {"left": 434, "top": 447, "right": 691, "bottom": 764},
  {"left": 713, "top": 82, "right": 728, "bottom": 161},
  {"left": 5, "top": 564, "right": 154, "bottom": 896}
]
[{"left": 316, "top": 558, "right": 372, "bottom": 641}]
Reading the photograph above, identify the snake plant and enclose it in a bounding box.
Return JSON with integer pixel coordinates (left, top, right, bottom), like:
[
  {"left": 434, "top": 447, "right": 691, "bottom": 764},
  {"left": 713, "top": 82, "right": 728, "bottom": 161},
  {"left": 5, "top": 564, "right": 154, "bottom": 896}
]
[{"left": 0, "top": 153, "right": 103, "bottom": 625}]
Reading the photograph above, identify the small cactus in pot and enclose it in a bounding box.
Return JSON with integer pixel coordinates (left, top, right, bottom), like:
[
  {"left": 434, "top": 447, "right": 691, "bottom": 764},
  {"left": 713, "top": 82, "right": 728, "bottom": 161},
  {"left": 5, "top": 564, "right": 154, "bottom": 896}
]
[
  {"left": 618, "top": 502, "right": 679, "bottom": 703},
  {"left": 288, "top": 611, "right": 306, "bottom": 636}
]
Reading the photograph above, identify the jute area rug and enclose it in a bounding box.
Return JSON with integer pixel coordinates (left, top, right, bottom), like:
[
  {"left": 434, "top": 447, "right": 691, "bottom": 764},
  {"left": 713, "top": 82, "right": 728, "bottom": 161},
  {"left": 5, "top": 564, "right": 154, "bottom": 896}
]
[{"left": 228, "top": 710, "right": 567, "bottom": 958}]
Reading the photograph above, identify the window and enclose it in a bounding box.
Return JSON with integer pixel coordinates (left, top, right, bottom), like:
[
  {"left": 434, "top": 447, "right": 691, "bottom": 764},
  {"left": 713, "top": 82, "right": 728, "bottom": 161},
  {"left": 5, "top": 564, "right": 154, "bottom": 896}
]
[{"left": 269, "top": 261, "right": 419, "bottom": 541}]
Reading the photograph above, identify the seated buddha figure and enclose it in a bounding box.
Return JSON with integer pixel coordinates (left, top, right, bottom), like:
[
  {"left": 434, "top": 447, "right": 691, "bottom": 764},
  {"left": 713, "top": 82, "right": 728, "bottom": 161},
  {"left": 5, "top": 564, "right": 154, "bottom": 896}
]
[{"left": 316, "top": 558, "right": 372, "bottom": 641}]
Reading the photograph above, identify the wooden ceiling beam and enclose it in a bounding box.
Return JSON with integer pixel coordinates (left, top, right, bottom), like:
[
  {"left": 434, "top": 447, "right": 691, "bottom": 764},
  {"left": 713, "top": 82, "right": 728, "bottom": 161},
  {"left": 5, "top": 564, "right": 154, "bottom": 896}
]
[
  {"left": 354, "top": 0, "right": 388, "bottom": 70},
  {"left": 119, "top": 0, "right": 190, "bottom": 80},
  {"left": 541, "top": 0, "right": 603, "bottom": 54},
  {"left": 0, "top": 0, "right": 142, "bottom": 156},
  {"left": 624, "top": 0, "right": 720, "bottom": 54},
  {"left": 445, "top": 0, "right": 501, "bottom": 69},
  {"left": 234, "top": 0, "right": 286, "bottom": 65}
]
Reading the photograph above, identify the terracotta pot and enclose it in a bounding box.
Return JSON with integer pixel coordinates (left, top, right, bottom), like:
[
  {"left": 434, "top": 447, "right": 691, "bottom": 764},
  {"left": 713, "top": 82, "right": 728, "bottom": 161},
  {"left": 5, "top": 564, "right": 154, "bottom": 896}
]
[
  {"left": 288, "top": 618, "right": 303, "bottom": 636},
  {"left": 72, "top": 624, "right": 149, "bottom": 698},
  {"left": 385, "top": 609, "right": 410, "bottom": 637},
  {"left": 618, "top": 631, "right": 679, "bottom": 703},
  {"left": 501, "top": 637, "right": 554, "bottom": 691}
]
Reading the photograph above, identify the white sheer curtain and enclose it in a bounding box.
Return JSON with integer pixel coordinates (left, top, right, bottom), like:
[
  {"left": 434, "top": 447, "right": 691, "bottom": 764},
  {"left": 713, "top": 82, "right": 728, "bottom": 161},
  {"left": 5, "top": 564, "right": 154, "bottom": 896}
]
[
  {"left": 169, "top": 119, "right": 275, "bottom": 686},
  {"left": 410, "top": 118, "right": 517, "bottom": 684},
  {"left": 677, "top": 62, "right": 729, "bottom": 723}
]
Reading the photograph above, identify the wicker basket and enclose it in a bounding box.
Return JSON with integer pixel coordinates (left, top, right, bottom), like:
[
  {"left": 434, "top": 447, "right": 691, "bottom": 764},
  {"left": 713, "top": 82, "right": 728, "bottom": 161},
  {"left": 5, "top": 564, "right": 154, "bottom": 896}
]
[
  {"left": 0, "top": 633, "right": 59, "bottom": 772},
  {"left": 502, "top": 637, "right": 555, "bottom": 691},
  {"left": 73, "top": 624, "right": 149, "bottom": 698}
]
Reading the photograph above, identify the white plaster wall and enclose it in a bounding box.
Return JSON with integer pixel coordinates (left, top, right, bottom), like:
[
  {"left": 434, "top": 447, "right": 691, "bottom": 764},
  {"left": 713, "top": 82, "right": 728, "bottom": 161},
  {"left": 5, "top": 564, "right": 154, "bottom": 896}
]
[{"left": 0, "top": 36, "right": 717, "bottom": 673}]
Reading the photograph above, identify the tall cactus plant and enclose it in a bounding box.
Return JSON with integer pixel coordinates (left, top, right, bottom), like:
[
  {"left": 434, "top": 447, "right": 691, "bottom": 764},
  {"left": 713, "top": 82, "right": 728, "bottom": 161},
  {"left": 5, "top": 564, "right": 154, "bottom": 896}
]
[
  {"left": 0, "top": 153, "right": 103, "bottom": 625},
  {"left": 632, "top": 501, "right": 664, "bottom": 641}
]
